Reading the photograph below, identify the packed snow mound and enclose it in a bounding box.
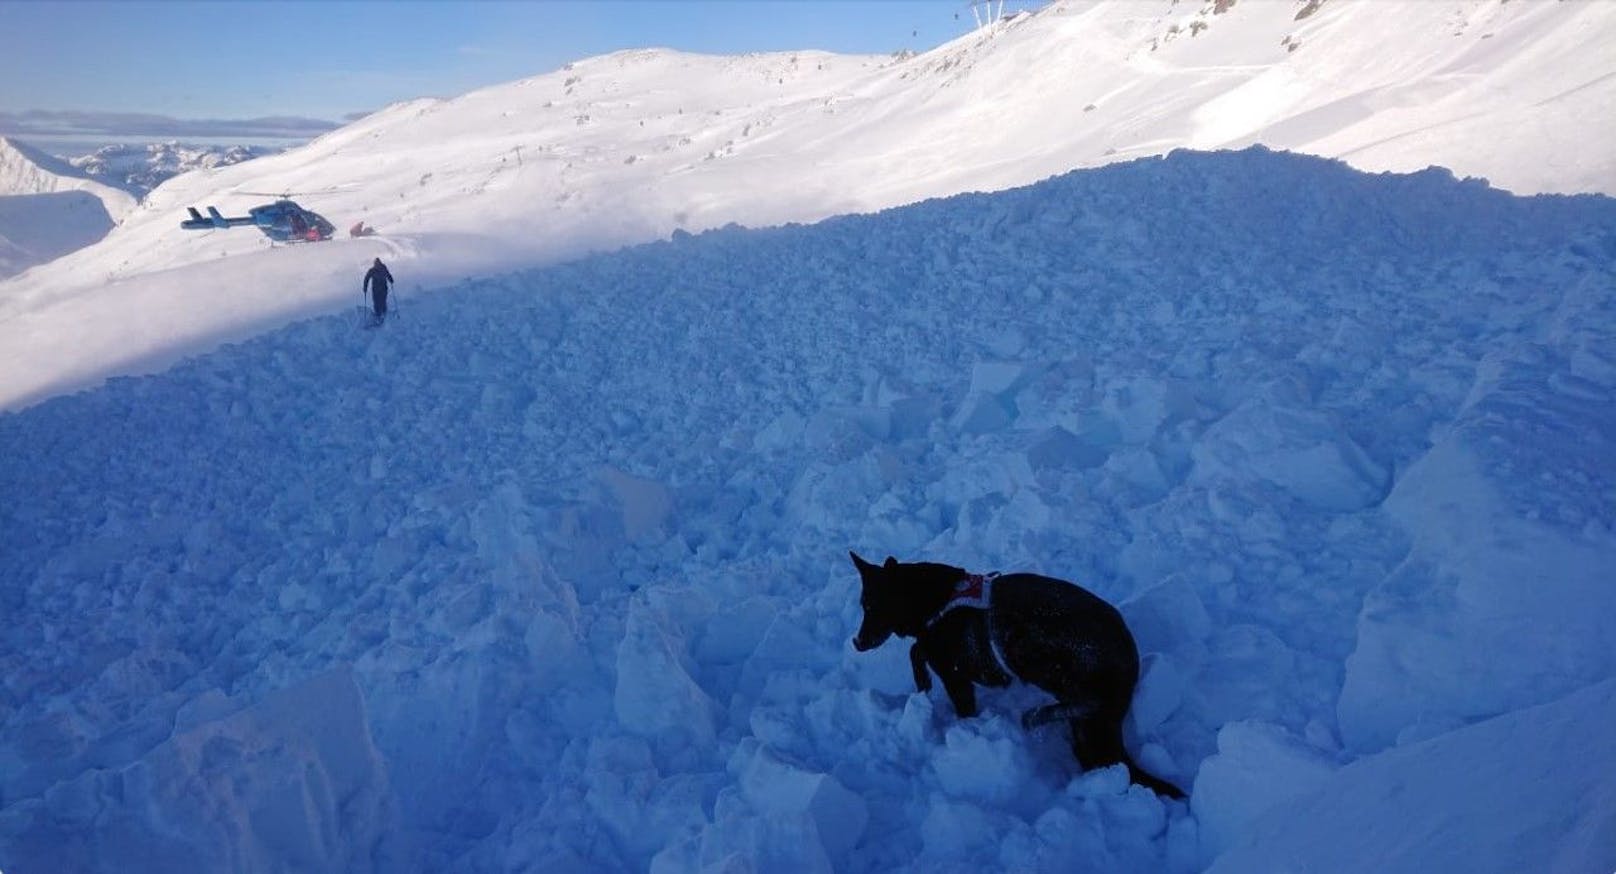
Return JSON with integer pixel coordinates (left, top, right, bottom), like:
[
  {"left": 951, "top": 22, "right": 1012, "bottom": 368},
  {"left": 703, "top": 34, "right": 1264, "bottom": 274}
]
[
  {"left": 1339, "top": 327, "right": 1616, "bottom": 753},
  {"left": 2, "top": 148, "right": 1613, "bottom": 872},
  {"left": 3, "top": 0, "right": 1613, "bottom": 408},
  {"left": 1208, "top": 678, "right": 1616, "bottom": 874},
  {"left": 0, "top": 669, "right": 403, "bottom": 873}
]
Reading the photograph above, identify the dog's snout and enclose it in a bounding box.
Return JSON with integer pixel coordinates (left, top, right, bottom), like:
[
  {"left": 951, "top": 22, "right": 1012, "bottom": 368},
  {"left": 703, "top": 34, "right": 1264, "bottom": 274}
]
[{"left": 852, "top": 628, "right": 889, "bottom": 651}]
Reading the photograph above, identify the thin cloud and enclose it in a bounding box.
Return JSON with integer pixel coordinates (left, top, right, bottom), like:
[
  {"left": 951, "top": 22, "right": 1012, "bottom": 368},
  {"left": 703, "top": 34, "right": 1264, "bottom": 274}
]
[{"left": 0, "top": 110, "right": 342, "bottom": 140}]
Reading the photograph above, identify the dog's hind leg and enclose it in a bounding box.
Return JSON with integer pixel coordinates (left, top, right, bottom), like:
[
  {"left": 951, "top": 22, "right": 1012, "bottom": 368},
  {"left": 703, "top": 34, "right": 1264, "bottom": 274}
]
[
  {"left": 909, "top": 642, "right": 933, "bottom": 692},
  {"left": 1072, "top": 714, "right": 1126, "bottom": 771}
]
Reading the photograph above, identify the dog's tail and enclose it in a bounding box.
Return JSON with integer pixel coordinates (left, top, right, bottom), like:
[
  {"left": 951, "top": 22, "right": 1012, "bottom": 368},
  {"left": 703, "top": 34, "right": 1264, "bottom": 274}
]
[
  {"left": 1026, "top": 705, "right": 1189, "bottom": 798},
  {"left": 1027, "top": 704, "right": 1182, "bottom": 794}
]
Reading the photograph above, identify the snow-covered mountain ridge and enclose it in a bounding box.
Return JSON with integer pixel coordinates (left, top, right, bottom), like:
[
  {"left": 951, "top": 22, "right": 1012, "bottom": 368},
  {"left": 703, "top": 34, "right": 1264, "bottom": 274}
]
[
  {"left": 0, "top": 137, "right": 272, "bottom": 279},
  {"left": 0, "top": 0, "right": 1611, "bottom": 410},
  {"left": 66, "top": 141, "right": 278, "bottom": 198},
  {"left": 0, "top": 137, "right": 140, "bottom": 279},
  {"left": 0, "top": 137, "right": 137, "bottom": 215}
]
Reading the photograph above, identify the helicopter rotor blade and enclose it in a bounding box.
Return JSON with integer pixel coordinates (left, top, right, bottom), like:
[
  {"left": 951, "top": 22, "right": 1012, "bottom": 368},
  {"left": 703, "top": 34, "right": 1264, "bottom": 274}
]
[{"left": 235, "top": 184, "right": 356, "bottom": 199}]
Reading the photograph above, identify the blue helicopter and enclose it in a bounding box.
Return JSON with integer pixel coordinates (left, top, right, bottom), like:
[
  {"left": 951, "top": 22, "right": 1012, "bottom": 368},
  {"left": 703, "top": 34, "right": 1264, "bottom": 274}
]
[{"left": 181, "top": 191, "right": 338, "bottom": 242}]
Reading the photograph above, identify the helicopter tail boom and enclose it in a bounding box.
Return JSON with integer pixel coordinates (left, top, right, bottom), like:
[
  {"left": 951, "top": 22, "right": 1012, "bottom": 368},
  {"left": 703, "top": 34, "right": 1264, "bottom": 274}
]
[{"left": 180, "top": 205, "right": 256, "bottom": 231}]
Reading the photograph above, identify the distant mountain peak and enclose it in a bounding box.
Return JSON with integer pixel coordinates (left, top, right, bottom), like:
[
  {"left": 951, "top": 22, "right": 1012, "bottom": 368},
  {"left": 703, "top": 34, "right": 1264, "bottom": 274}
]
[
  {"left": 0, "top": 135, "right": 93, "bottom": 184},
  {"left": 0, "top": 136, "right": 136, "bottom": 215},
  {"left": 67, "top": 141, "right": 280, "bottom": 198}
]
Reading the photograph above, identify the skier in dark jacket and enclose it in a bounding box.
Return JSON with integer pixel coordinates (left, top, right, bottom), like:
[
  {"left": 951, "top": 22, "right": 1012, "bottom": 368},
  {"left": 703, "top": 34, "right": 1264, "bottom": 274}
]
[{"left": 363, "top": 258, "right": 395, "bottom": 322}]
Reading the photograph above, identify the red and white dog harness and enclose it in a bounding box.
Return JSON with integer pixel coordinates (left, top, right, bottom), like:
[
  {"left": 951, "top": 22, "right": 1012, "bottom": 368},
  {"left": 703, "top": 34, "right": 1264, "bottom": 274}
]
[
  {"left": 927, "top": 572, "right": 997, "bottom": 627},
  {"left": 926, "top": 571, "right": 1015, "bottom": 680}
]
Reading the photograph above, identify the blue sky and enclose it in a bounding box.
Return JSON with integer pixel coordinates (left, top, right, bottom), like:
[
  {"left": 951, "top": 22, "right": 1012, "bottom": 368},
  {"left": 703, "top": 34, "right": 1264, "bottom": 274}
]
[{"left": 0, "top": 0, "right": 988, "bottom": 139}]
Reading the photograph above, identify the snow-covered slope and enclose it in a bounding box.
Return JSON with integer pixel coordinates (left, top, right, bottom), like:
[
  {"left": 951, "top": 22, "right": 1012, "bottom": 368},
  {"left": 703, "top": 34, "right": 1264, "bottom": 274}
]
[
  {"left": 2, "top": 0, "right": 1612, "bottom": 409},
  {"left": 1207, "top": 678, "right": 1616, "bottom": 874},
  {"left": 0, "top": 137, "right": 138, "bottom": 279},
  {"left": 0, "top": 191, "right": 122, "bottom": 279},
  {"left": 1, "top": 148, "right": 1613, "bottom": 873}
]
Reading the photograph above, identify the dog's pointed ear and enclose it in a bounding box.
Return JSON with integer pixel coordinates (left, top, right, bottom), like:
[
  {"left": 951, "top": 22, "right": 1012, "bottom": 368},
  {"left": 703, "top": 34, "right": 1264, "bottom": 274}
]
[
  {"left": 850, "top": 551, "right": 882, "bottom": 588},
  {"left": 884, "top": 556, "right": 898, "bottom": 569}
]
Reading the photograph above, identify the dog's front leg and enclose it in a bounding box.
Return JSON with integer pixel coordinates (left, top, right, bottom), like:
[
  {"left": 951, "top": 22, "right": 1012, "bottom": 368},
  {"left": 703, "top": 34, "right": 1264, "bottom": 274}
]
[{"left": 909, "top": 642, "right": 933, "bottom": 692}]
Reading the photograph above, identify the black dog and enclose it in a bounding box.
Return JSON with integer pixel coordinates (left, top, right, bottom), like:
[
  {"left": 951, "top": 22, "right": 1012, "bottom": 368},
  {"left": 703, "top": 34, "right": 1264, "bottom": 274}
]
[{"left": 850, "top": 552, "right": 1184, "bottom": 798}]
